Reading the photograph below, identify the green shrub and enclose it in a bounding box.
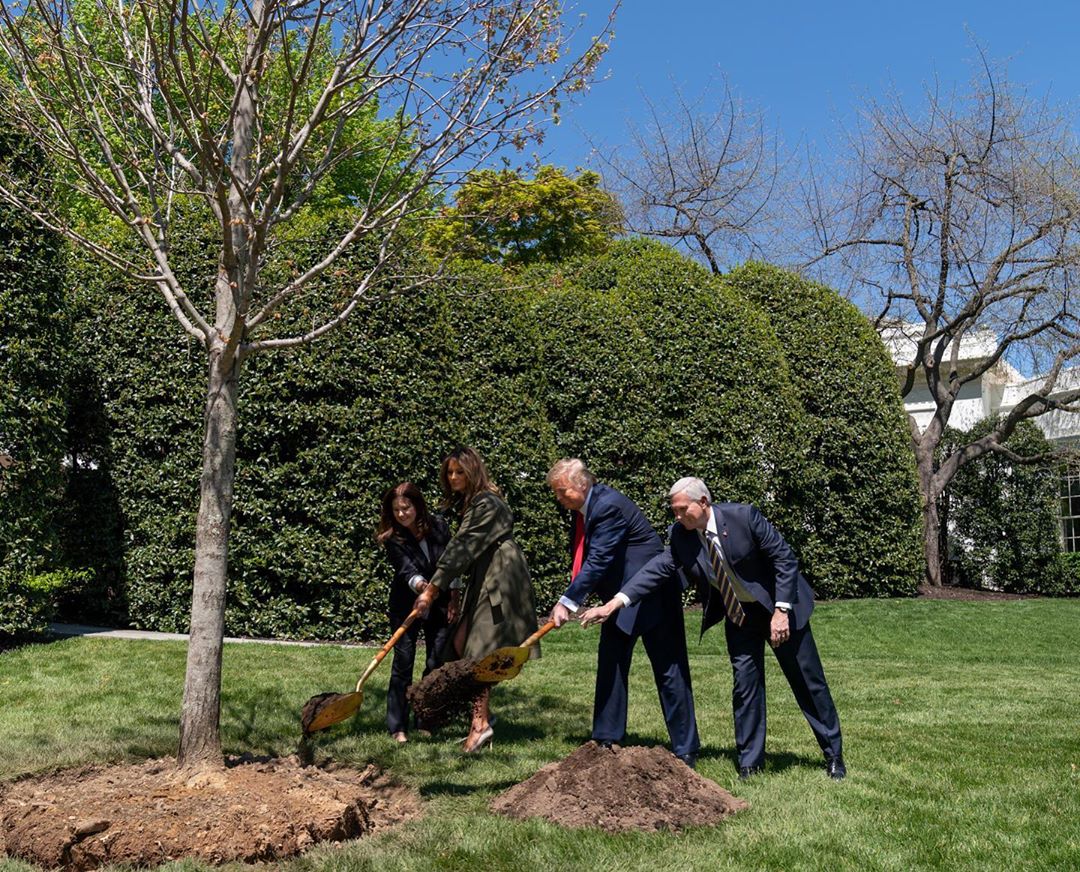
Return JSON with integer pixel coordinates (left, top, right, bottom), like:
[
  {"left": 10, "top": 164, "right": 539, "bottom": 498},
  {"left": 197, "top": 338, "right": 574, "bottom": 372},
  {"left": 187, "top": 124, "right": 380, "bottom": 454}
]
[
  {"left": 943, "top": 418, "right": 1070, "bottom": 595},
  {"left": 1058, "top": 551, "right": 1080, "bottom": 595},
  {"left": 0, "top": 568, "right": 89, "bottom": 639},
  {"left": 724, "top": 262, "right": 922, "bottom": 598}
]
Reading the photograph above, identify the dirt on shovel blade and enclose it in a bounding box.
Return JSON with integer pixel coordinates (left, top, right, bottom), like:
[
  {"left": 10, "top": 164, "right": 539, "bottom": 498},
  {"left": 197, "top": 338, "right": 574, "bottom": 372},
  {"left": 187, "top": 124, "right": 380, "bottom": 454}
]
[
  {"left": 301, "top": 691, "right": 352, "bottom": 734},
  {"left": 491, "top": 741, "right": 749, "bottom": 832},
  {"left": 406, "top": 660, "right": 486, "bottom": 730}
]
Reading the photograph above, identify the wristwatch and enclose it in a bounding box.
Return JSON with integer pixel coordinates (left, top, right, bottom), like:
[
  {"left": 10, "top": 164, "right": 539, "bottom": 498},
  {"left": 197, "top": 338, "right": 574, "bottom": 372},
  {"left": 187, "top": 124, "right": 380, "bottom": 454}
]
[{"left": 775, "top": 606, "right": 791, "bottom": 614}]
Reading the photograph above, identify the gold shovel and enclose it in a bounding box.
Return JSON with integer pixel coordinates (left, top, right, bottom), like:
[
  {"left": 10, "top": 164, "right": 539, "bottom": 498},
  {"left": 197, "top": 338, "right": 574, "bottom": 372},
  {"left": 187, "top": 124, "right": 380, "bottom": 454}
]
[
  {"left": 301, "top": 608, "right": 420, "bottom": 734},
  {"left": 471, "top": 620, "right": 556, "bottom": 683}
]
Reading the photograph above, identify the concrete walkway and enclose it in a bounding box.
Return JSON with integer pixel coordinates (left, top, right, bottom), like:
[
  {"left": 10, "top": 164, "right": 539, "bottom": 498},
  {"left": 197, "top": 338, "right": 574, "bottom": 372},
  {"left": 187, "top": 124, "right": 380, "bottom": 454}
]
[{"left": 49, "top": 623, "right": 366, "bottom": 648}]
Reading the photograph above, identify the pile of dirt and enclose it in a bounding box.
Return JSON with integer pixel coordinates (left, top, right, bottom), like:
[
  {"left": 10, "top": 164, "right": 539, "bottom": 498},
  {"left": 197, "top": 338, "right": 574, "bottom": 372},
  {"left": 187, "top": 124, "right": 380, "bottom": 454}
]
[
  {"left": 407, "top": 660, "right": 486, "bottom": 729},
  {"left": 1, "top": 755, "right": 421, "bottom": 870},
  {"left": 490, "top": 742, "right": 748, "bottom": 832}
]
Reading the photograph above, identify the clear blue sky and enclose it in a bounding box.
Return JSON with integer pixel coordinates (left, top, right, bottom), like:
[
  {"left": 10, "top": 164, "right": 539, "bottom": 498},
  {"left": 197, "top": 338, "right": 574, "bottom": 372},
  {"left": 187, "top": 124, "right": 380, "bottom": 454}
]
[{"left": 537, "top": 1, "right": 1080, "bottom": 171}]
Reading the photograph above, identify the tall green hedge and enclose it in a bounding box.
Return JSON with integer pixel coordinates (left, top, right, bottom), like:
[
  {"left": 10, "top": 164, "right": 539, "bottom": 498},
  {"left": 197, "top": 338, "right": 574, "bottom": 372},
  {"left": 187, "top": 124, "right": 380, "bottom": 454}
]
[
  {"left": 527, "top": 240, "right": 809, "bottom": 536},
  {"left": 63, "top": 240, "right": 921, "bottom": 639},
  {"left": 724, "top": 262, "right": 922, "bottom": 597},
  {"left": 0, "top": 133, "right": 69, "bottom": 597}
]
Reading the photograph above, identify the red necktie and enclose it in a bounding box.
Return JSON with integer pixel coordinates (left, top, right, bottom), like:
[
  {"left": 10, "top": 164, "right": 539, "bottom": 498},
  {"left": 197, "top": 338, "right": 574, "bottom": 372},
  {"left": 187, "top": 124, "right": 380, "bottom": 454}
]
[{"left": 571, "top": 512, "right": 585, "bottom": 578}]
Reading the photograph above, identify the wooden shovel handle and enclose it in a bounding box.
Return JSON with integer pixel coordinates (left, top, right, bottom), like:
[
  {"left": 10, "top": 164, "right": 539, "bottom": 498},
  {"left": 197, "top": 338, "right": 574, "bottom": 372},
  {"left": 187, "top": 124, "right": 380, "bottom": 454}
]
[
  {"left": 355, "top": 608, "right": 421, "bottom": 691},
  {"left": 520, "top": 619, "right": 557, "bottom": 649}
]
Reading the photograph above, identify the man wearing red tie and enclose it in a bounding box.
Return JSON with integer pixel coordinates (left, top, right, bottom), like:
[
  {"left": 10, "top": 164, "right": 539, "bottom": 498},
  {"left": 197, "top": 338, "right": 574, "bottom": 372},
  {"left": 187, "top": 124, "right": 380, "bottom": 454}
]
[
  {"left": 546, "top": 459, "right": 699, "bottom": 767},
  {"left": 581, "top": 476, "right": 846, "bottom": 781}
]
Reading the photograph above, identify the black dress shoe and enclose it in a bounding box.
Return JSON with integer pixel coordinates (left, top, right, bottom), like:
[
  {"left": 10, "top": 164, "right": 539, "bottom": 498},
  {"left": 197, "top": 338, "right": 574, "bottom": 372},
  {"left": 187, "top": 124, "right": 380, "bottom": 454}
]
[
  {"left": 825, "top": 756, "right": 847, "bottom": 780},
  {"left": 738, "top": 765, "right": 763, "bottom": 781},
  {"left": 677, "top": 753, "right": 697, "bottom": 769}
]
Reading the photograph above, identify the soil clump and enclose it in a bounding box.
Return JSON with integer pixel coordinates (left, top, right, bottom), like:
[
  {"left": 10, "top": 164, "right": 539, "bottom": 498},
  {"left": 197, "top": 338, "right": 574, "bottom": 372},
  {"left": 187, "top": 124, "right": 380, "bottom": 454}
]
[
  {"left": 1, "top": 754, "right": 420, "bottom": 870},
  {"left": 407, "top": 660, "right": 486, "bottom": 729},
  {"left": 491, "top": 741, "right": 748, "bottom": 832}
]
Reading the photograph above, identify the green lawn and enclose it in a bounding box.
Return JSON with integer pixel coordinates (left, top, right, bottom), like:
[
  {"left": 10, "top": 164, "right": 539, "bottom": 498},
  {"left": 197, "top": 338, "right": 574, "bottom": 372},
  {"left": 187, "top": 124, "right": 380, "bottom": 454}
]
[{"left": 2, "top": 598, "right": 1079, "bottom": 871}]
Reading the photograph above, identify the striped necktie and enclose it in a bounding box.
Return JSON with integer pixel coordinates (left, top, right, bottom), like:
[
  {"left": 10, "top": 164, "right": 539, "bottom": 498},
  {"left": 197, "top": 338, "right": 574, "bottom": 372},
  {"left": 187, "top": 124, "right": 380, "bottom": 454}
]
[{"left": 703, "top": 531, "right": 746, "bottom": 626}]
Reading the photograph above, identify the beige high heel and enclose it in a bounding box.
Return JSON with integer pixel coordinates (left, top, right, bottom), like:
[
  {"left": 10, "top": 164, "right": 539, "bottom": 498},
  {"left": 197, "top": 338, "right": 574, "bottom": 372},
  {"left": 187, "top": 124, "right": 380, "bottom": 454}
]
[{"left": 462, "top": 725, "right": 494, "bottom": 753}]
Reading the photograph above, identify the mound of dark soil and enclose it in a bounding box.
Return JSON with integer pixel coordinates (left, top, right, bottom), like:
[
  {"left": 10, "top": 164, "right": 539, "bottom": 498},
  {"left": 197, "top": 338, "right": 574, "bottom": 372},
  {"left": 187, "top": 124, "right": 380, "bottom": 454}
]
[
  {"left": 491, "top": 742, "right": 748, "bottom": 832},
  {"left": 1, "top": 755, "right": 421, "bottom": 870}
]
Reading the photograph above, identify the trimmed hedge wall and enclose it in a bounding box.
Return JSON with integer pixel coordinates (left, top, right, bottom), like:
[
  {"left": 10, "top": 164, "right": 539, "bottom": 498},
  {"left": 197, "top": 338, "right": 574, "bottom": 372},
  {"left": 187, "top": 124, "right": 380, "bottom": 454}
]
[
  {"left": 63, "top": 239, "right": 920, "bottom": 639},
  {"left": 0, "top": 134, "right": 69, "bottom": 600},
  {"left": 528, "top": 241, "right": 809, "bottom": 539},
  {"left": 725, "top": 262, "right": 922, "bottom": 597}
]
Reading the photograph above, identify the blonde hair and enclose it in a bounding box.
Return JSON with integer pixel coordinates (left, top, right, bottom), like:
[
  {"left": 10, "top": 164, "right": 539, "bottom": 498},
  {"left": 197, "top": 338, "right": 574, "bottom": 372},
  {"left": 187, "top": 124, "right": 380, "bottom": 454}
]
[{"left": 546, "top": 457, "right": 596, "bottom": 489}]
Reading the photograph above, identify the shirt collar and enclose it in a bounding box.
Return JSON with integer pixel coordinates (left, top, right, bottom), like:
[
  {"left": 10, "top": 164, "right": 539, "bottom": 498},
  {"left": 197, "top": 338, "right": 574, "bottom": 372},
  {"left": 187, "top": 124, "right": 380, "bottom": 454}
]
[
  {"left": 580, "top": 485, "right": 594, "bottom": 519},
  {"left": 705, "top": 504, "right": 718, "bottom": 537}
]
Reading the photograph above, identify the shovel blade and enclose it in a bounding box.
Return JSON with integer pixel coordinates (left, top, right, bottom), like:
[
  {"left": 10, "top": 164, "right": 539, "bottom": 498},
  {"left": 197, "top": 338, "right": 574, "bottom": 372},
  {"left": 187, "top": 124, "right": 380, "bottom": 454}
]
[
  {"left": 472, "top": 646, "right": 530, "bottom": 683},
  {"left": 301, "top": 690, "right": 364, "bottom": 734}
]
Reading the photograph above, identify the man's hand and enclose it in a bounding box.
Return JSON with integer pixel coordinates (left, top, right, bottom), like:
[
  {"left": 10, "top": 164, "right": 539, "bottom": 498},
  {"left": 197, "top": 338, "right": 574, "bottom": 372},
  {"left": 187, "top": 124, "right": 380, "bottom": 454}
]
[
  {"left": 769, "top": 609, "right": 790, "bottom": 648},
  {"left": 579, "top": 598, "right": 623, "bottom": 628},
  {"left": 414, "top": 584, "right": 439, "bottom": 619},
  {"left": 447, "top": 589, "right": 461, "bottom": 624},
  {"left": 550, "top": 602, "right": 573, "bottom": 628}
]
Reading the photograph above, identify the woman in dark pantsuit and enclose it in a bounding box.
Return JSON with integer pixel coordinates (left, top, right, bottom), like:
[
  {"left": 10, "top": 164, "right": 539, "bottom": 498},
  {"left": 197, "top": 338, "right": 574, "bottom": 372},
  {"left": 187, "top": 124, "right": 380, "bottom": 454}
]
[{"left": 377, "top": 481, "right": 453, "bottom": 743}]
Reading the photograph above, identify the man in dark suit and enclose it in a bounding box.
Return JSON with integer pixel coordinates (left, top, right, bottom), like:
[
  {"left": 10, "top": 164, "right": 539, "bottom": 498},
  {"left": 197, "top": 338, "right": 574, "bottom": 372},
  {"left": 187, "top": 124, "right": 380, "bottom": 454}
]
[
  {"left": 580, "top": 476, "right": 845, "bottom": 780},
  {"left": 547, "top": 459, "right": 699, "bottom": 766}
]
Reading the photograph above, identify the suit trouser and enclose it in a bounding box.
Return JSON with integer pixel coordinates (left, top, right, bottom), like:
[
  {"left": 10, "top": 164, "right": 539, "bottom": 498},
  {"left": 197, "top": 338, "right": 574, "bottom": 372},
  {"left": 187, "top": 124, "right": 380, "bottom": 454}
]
[
  {"left": 386, "top": 610, "right": 451, "bottom": 735},
  {"left": 592, "top": 613, "right": 700, "bottom": 757},
  {"left": 724, "top": 605, "right": 842, "bottom": 769}
]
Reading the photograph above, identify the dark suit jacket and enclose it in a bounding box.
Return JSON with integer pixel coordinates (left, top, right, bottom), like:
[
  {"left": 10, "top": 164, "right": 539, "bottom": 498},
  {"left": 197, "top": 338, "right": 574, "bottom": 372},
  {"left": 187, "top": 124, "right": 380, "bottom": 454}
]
[
  {"left": 384, "top": 515, "right": 451, "bottom": 620},
  {"left": 562, "top": 482, "right": 676, "bottom": 635},
  {"left": 620, "top": 503, "right": 815, "bottom": 635}
]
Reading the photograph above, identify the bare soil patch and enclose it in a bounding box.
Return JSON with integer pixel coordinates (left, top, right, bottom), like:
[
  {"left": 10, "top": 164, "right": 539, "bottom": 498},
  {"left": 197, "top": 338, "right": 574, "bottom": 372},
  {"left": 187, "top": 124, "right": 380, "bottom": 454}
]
[
  {"left": 491, "top": 741, "right": 748, "bottom": 832},
  {"left": 1, "top": 755, "right": 421, "bottom": 870}
]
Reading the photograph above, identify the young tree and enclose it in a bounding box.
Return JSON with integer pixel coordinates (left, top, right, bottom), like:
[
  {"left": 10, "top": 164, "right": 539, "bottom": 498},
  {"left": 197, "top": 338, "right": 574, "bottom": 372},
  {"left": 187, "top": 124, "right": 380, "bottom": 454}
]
[
  {"left": 0, "top": 0, "right": 613, "bottom": 770},
  {"left": 802, "top": 63, "right": 1080, "bottom": 585},
  {"left": 426, "top": 164, "right": 621, "bottom": 265}
]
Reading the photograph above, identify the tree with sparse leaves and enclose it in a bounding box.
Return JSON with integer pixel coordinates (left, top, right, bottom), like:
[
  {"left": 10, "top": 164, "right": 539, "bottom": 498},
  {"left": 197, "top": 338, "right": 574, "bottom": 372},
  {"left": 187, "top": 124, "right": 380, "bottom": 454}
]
[
  {"left": 594, "top": 78, "right": 783, "bottom": 275},
  {"left": 0, "top": 0, "right": 613, "bottom": 771},
  {"left": 802, "top": 61, "right": 1080, "bottom": 586}
]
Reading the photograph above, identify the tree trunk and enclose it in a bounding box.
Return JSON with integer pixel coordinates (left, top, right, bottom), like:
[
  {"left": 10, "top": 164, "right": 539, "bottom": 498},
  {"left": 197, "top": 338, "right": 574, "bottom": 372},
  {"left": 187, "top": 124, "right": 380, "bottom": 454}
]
[
  {"left": 921, "top": 492, "right": 943, "bottom": 587},
  {"left": 914, "top": 436, "right": 944, "bottom": 587},
  {"left": 177, "top": 351, "right": 239, "bottom": 770}
]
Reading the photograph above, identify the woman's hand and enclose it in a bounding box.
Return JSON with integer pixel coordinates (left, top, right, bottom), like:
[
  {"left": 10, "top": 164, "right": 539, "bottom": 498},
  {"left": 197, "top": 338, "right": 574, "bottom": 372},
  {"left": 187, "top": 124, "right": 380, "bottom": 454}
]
[{"left": 414, "top": 584, "right": 439, "bottom": 618}]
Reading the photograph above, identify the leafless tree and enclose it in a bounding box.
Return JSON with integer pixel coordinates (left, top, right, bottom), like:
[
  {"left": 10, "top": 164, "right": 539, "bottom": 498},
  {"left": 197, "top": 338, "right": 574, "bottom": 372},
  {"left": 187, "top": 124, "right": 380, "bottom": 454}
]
[
  {"left": 0, "top": 0, "right": 614, "bottom": 770},
  {"left": 802, "top": 61, "right": 1080, "bottom": 585},
  {"left": 593, "top": 78, "right": 783, "bottom": 274}
]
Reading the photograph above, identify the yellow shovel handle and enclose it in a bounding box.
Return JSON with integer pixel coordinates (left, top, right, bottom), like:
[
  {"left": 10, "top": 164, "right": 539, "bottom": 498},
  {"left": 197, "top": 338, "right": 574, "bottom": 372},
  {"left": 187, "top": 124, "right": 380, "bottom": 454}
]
[{"left": 519, "top": 619, "right": 557, "bottom": 649}]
